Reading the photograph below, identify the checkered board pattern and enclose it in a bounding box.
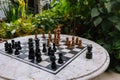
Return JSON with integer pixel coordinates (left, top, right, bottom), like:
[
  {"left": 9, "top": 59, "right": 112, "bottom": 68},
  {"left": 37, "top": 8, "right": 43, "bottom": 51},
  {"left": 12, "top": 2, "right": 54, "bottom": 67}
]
[{"left": 0, "top": 38, "right": 87, "bottom": 74}]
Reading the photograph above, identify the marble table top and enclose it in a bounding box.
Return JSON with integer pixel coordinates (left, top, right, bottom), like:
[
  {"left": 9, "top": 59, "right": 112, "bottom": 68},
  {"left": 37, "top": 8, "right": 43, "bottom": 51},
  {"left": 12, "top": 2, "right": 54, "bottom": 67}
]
[{"left": 0, "top": 34, "right": 110, "bottom": 80}]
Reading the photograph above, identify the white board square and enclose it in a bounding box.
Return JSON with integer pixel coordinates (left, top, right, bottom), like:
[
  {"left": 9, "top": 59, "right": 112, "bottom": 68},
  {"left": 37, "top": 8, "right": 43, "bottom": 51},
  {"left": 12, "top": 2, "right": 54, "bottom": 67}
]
[
  {"left": 38, "top": 61, "right": 50, "bottom": 67},
  {"left": 42, "top": 55, "right": 49, "bottom": 60},
  {"left": 73, "top": 48, "right": 81, "bottom": 52},
  {"left": 64, "top": 53, "right": 74, "bottom": 58},
  {"left": 59, "top": 45, "right": 67, "bottom": 49},
  {"left": 61, "top": 49, "right": 70, "bottom": 53}
]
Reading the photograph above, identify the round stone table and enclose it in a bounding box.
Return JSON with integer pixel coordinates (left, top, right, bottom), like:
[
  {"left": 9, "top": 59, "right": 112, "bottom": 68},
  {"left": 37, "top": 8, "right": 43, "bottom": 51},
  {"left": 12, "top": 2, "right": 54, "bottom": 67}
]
[{"left": 0, "top": 34, "right": 110, "bottom": 80}]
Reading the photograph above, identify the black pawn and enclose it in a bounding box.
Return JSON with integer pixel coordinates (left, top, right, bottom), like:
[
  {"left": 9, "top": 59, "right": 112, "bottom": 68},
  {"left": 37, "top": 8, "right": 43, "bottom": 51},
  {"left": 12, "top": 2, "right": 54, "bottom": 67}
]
[
  {"left": 4, "top": 41, "right": 8, "bottom": 51},
  {"left": 50, "top": 55, "right": 57, "bottom": 69},
  {"left": 35, "top": 47, "right": 42, "bottom": 62},
  {"left": 58, "top": 53, "right": 63, "bottom": 64},
  {"left": 14, "top": 48, "right": 20, "bottom": 55},
  {"left": 53, "top": 43, "right": 56, "bottom": 52},
  {"left": 11, "top": 40, "right": 15, "bottom": 49},
  {"left": 86, "top": 44, "right": 92, "bottom": 59},
  {"left": 50, "top": 49, "right": 55, "bottom": 56},
  {"left": 42, "top": 43, "right": 47, "bottom": 52},
  {"left": 48, "top": 46, "right": 51, "bottom": 56},
  {"left": 18, "top": 41, "right": 22, "bottom": 50}
]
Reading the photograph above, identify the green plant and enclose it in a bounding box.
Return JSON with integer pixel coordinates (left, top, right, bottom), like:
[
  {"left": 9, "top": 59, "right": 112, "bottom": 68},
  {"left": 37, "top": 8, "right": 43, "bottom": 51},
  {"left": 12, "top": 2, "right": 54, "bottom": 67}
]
[
  {"left": 0, "top": 15, "right": 37, "bottom": 38},
  {"left": 2, "top": 0, "right": 21, "bottom": 22},
  {"left": 84, "top": 0, "right": 120, "bottom": 72},
  {"left": 35, "top": 11, "right": 60, "bottom": 33}
]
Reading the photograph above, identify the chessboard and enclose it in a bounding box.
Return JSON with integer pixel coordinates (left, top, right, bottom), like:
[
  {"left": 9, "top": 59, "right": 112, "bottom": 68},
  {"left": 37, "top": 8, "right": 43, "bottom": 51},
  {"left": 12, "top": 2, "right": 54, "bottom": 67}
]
[
  {"left": 0, "top": 25, "right": 91, "bottom": 74},
  {"left": 0, "top": 36, "right": 88, "bottom": 74}
]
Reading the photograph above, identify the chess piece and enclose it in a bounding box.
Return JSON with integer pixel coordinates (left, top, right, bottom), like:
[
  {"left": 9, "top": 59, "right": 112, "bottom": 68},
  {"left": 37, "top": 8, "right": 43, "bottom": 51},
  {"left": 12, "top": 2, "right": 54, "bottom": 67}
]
[
  {"left": 56, "top": 38, "right": 59, "bottom": 46},
  {"left": 42, "top": 43, "right": 47, "bottom": 52},
  {"left": 7, "top": 43, "right": 13, "bottom": 54},
  {"left": 66, "top": 37, "right": 69, "bottom": 45},
  {"left": 50, "top": 55, "right": 57, "bottom": 69},
  {"left": 75, "top": 37, "right": 79, "bottom": 45},
  {"left": 14, "top": 47, "right": 20, "bottom": 55},
  {"left": 28, "top": 47, "right": 35, "bottom": 60},
  {"left": 53, "top": 42, "right": 56, "bottom": 52},
  {"left": 11, "top": 40, "right": 15, "bottom": 49},
  {"left": 35, "top": 38, "right": 40, "bottom": 47},
  {"left": 47, "top": 39, "right": 50, "bottom": 46},
  {"left": 18, "top": 41, "right": 22, "bottom": 50},
  {"left": 28, "top": 38, "right": 35, "bottom": 60},
  {"left": 72, "top": 36, "right": 75, "bottom": 41},
  {"left": 48, "top": 46, "right": 51, "bottom": 56},
  {"left": 35, "top": 46, "right": 42, "bottom": 62},
  {"left": 86, "top": 44, "right": 92, "bottom": 59},
  {"left": 57, "top": 32, "right": 60, "bottom": 40},
  {"left": 78, "top": 40, "right": 82, "bottom": 48},
  {"left": 42, "top": 32, "right": 45, "bottom": 38},
  {"left": 50, "top": 49, "right": 55, "bottom": 56},
  {"left": 58, "top": 53, "right": 63, "bottom": 64},
  {"left": 28, "top": 38, "right": 34, "bottom": 49},
  {"left": 34, "top": 31, "right": 38, "bottom": 39},
  {"left": 4, "top": 41, "right": 8, "bottom": 51},
  {"left": 54, "top": 29, "right": 57, "bottom": 43},
  {"left": 67, "top": 41, "right": 72, "bottom": 49},
  {"left": 71, "top": 36, "right": 75, "bottom": 46},
  {"left": 48, "top": 31, "right": 52, "bottom": 41}
]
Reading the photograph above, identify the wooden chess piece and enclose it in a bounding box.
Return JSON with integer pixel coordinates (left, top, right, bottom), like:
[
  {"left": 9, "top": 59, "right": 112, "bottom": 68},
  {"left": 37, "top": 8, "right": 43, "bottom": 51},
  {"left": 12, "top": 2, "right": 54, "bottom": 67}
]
[
  {"left": 56, "top": 38, "right": 59, "bottom": 46},
  {"left": 47, "top": 39, "right": 50, "bottom": 46},
  {"left": 57, "top": 31, "right": 60, "bottom": 40},
  {"left": 57, "top": 25, "right": 61, "bottom": 33},
  {"left": 72, "top": 36, "right": 75, "bottom": 41},
  {"left": 78, "top": 40, "right": 82, "bottom": 48},
  {"left": 34, "top": 31, "right": 38, "bottom": 39},
  {"left": 48, "top": 31, "right": 52, "bottom": 41},
  {"left": 72, "top": 36, "right": 75, "bottom": 46},
  {"left": 54, "top": 30, "right": 57, "bottom": 43},
  {"left": 66, "top": 37, "right": 69, "bottom": 45},
  {"left": 67, "top": 41, "right": 72, "bottom": 49},
  {"left": 75, "top": 37, "right": 79, "bottom": 45},
  {"left": 42, "top": 32, "right": 45, "bottom": 38}
]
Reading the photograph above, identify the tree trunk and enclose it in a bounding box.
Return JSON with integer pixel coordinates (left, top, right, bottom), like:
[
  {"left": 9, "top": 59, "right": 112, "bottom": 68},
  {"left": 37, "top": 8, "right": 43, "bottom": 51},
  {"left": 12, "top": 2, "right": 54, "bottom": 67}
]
[{"left": 38, "top": 0, "right": 42, "bottom": 13}]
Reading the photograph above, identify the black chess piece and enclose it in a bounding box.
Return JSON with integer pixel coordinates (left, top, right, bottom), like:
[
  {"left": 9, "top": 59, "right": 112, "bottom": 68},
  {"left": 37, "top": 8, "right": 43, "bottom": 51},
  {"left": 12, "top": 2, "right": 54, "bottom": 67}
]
[
  {"left": 48, "top": 46, "right": 51, "bottom": 56},
  {"left": 11, "top": 40, "right": 15, "bottom": 49},
  {"left": 50, "top": 49, "right": 55, "bottom": 56},
  {"left": 86, "top": 44, "right": 92, "bottom": 59},
  {"left": 35, "top": 38, "right": 40, "bottom": 47},
  {"left": 28, "top": 38, "right": 33, "bottom": 42},
  {"left": 14, "top": 47, "right": 20, "bottom": 55},
  {"left": 18, "top": 41, "right": 22, "bottom": 50},
  {"left": 53, "top": 43, "right": 57, "bottom": 52},
  {"left": 50, "top": 55, "right": 57, "bottom": 69},
  {"left": 28, "top": 38, "right": 33, "bottom": 49},
  {"left": 35, "top": 46, "right": 42, "bottom": 62},
  {"left": 28, "top": 47, "right": 35, "bottom": 60},
  {"left": 42, "top": 43, "right": 47, "bottom": 52},
  {"left": 4, "top": 41, "right": 8, "bottom": 51},
  {"left": 58, "top": 53, "right": 63, "bottom": 64},
  {"left": 7, "top": 43, "right": 13, "bottom": 54}
]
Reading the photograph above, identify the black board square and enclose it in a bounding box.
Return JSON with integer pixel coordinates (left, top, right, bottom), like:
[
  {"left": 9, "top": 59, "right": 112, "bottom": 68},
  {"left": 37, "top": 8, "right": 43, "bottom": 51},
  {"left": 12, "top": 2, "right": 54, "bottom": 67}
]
[
  {"left": 69, "top": 51, "right": 78, "bottom": 54},
  {"left": 18, "top": 54, "right": 28, "bottom": 59}
]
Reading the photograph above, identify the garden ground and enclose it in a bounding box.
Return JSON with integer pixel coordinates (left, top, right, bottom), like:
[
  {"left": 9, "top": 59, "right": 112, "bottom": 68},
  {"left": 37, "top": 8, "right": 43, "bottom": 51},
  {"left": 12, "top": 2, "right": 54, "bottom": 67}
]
[{"left": 92, "top": 70, "right": 120, "bottom": 80}]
